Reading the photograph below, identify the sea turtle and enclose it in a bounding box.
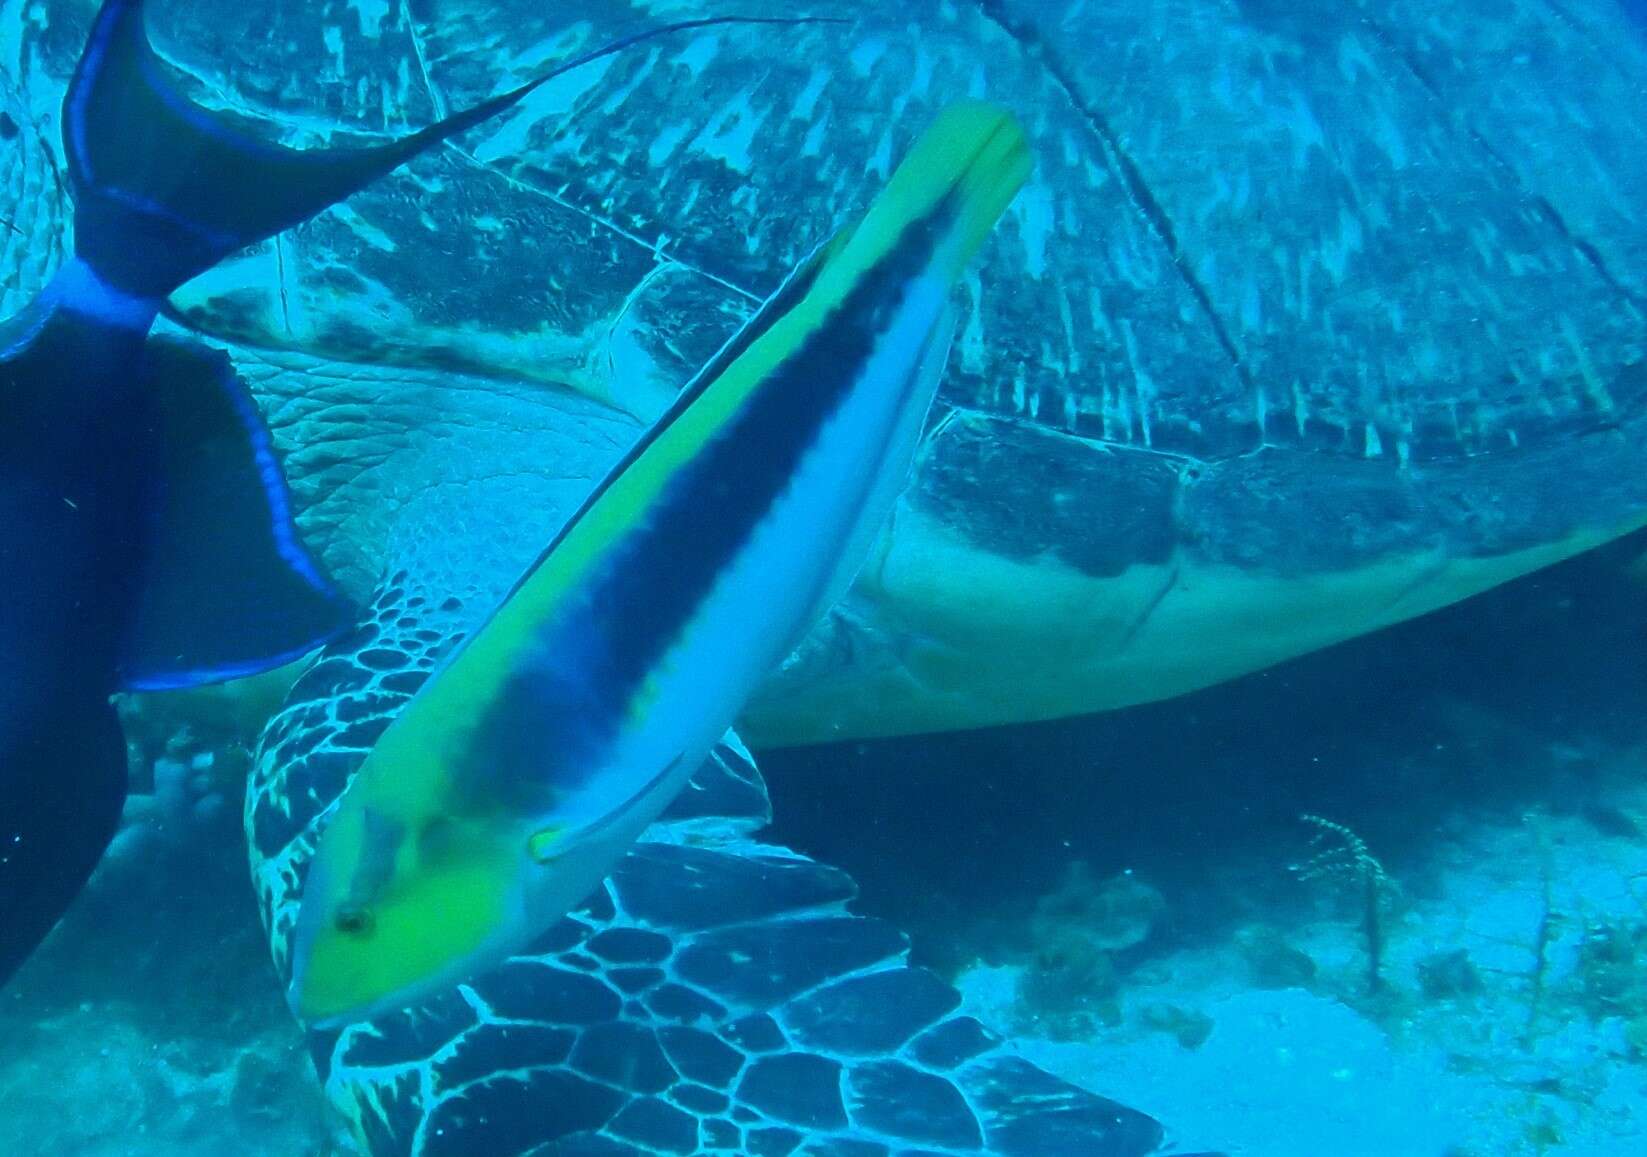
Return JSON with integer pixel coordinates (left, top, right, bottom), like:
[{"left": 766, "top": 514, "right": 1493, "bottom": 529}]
[
  {"left": 151, "top": 0, "right": 1647, "bottom": 750},
  {"left": 10, "top": 1, "right": 1647, "bottom": 744},
  {"left": 5, "top": 0, "right": 1645, "bottom": 1152}
]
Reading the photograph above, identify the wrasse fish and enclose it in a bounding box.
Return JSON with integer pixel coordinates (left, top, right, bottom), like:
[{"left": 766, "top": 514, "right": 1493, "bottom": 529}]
[{"left": 290, "top": 102, "right": 1033, "bottom": 1028}]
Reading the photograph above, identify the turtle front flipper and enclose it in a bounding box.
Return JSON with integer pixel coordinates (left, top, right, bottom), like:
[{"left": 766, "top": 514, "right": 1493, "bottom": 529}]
[{"left": 250, "top": 570, "right": 1220, "bottom": 1157}]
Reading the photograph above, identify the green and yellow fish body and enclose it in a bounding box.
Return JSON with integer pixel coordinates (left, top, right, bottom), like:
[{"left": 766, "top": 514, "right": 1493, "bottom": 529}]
[{"left": 290, "top": 103, "right": 1031, "bottom": 1027}]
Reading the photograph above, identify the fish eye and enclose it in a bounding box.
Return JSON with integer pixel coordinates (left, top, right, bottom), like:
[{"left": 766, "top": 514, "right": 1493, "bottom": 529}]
[{"left": 334, "top": 905, "right": 375, "bottom": 936}]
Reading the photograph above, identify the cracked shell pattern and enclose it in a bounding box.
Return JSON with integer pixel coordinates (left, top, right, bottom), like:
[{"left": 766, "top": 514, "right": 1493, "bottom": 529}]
[{"left": 248, "top": 566, "right": 1198, "bottom": 1157}]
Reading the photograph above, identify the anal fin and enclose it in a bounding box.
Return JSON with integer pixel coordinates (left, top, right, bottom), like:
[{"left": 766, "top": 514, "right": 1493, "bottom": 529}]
[
  {"left": 118, "top": 339, "right": 350, "bottom": 691},
  {"left": 0, "top": 698, "right": 126, "bottom": 989}
]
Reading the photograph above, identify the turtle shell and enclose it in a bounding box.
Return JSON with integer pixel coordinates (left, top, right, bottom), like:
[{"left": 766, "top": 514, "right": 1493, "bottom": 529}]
[{"left": 8, "top": 0, "right": 1646, "bottom": 739}]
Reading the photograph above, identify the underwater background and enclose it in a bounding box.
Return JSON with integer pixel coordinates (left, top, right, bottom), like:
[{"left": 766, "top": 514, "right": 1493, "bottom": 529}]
[{"left": 5, "top": 0, "right": 1647, "bottom": 1154}]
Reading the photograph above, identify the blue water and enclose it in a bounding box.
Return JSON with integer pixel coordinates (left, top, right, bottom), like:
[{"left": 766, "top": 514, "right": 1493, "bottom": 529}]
[{"left": 4, "top": 2, "right": 1647, "bottom": 1155}]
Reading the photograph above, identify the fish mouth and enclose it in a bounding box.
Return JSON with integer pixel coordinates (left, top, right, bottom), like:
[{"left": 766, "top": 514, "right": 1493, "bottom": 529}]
[
  {"left": 286, "top": 958, "right": 415, "bottom": 1031},
  {"left": 284, "top": 942, "right": 332, "bottom": 1028},
  {"left": 284, "top": 924, "right": 429, "bottom": 1031},
  {"left": 284, "top": 977, "right": 317, "bottom": 1027}
]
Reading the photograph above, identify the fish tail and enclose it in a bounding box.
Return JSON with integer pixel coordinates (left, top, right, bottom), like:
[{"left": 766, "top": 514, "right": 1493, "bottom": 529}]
[
  {"left": 830, "top": 102, "right": 1032, "bottom": 292},
  {"left": 65, "top": 0, "right": 842, "bottom": 300}
]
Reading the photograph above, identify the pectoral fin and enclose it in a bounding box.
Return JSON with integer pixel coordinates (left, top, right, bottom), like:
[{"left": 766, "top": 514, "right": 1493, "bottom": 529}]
[{"left": 528, "top": 755, "right": 686, "bottom": 865}]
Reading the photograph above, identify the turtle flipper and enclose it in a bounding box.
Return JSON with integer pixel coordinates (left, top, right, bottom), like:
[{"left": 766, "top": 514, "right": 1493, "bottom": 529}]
[
  {"left": 322, "top": 760, "right": 1173, "bottom": 1154},
  {"left": 250, "top": 572, "right": 1214, "bottom": 1156}
]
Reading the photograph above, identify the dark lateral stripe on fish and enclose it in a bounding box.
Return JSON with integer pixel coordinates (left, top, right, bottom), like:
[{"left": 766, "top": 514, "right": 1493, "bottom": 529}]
[
  {"left": 485, "top": 119, "right": 1010, "bottom": 622},
  {"left": 464, "top": 209, "right": 953, "bottom": 776}
]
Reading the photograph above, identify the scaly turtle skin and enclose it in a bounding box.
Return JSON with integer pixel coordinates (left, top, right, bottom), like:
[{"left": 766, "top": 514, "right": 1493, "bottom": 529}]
[{"left": 7, "top": 0, "right": 1647, "bottom": 742}]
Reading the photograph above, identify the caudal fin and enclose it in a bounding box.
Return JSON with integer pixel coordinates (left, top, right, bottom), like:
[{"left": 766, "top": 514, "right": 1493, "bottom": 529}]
[
  {"left": 821, "top": 101, "right": 1032, "bottom": 298},
  {"left": 65, "top": 0, "right": 836, "bottom": 298},
  {"left": 0, "top": 699, "right": 125, "bottom": 989}
]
